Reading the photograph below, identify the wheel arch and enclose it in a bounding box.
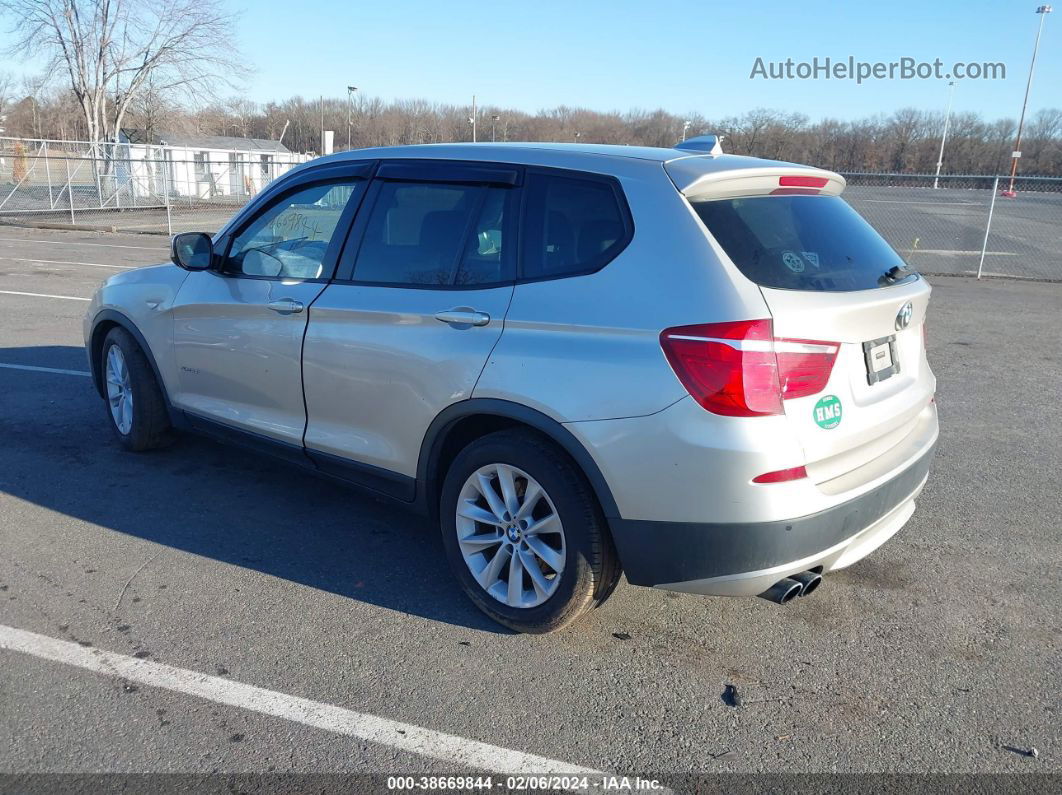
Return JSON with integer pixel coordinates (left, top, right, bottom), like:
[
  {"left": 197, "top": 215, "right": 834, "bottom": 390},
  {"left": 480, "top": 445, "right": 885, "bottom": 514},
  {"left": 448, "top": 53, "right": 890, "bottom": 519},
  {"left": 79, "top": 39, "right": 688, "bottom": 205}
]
[
  {"left": 88, "top": 310, "right": 173, "bottom": 414},
  {"left": 416, "top": 399, "right": 621, "bottom": 525}
]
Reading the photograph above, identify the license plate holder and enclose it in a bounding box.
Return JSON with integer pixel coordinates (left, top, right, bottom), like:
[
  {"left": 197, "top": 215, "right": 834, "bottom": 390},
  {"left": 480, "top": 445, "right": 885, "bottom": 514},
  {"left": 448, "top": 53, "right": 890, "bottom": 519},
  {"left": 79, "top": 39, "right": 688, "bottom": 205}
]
[{"left": 863, "top": 334, "right": 900, "bottom": 385}]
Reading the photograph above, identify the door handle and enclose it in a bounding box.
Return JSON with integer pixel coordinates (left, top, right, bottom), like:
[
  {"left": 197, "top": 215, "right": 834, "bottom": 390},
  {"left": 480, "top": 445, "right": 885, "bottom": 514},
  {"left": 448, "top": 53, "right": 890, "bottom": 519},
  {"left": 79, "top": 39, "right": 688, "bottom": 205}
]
[
  {"left": 434, "top": 308, "right": 490, "bottom": 327},
  {"left": 267, "top": 298, "right": 304, "bottom": 314}
]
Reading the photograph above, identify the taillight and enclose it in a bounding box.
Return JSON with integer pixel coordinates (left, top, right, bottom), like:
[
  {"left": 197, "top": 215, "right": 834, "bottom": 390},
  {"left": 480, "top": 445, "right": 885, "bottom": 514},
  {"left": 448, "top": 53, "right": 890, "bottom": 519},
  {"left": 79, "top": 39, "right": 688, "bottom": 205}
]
[
  {"left": 774, "top": 339, "right": 841, "bottom": 399},
  {"left": 660, "top": 320, "right": 838, "bottom": 417}
]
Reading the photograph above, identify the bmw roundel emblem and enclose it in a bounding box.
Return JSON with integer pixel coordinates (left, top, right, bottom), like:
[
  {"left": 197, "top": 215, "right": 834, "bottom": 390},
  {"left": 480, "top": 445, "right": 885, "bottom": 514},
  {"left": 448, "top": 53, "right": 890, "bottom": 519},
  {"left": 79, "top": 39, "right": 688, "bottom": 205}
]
[{"left": 895, "top": 302, "right": 914, "bottom": 331}]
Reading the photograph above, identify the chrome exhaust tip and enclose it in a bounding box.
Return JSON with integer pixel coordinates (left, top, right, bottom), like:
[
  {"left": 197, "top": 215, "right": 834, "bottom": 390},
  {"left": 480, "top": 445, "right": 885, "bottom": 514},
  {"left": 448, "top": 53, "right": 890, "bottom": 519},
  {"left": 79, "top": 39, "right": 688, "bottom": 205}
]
[
  {"left": 791, "top": 570, "right": 823, "bottom": 597},
  {"left": 757, "top": 577, "right": 803, "bottom": 605}
]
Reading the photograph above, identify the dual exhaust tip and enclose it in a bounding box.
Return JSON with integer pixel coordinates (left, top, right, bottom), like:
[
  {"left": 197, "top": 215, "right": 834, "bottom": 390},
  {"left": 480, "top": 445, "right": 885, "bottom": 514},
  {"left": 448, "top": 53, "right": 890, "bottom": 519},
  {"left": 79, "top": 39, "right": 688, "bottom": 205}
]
[{"left": 758, "top": 570, "right": 822, "bottom": 604}]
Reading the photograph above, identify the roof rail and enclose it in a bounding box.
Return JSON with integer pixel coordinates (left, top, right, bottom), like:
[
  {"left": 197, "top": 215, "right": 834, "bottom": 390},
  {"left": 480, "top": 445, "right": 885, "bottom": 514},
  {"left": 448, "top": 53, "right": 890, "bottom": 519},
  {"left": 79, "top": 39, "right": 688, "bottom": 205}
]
[{"left": 675, "top": 135, "right": 724, "bottom": 155}]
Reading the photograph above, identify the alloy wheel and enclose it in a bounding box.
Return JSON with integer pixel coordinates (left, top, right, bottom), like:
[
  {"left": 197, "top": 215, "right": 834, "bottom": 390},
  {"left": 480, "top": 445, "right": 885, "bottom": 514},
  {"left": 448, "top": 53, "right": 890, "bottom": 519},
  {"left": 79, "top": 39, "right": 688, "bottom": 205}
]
[
  {"left": 455, "top": 463, "right": 566, "bottom": 608},
  {"left": 105, "top": 344, "right": 133, "bottom": 435}
]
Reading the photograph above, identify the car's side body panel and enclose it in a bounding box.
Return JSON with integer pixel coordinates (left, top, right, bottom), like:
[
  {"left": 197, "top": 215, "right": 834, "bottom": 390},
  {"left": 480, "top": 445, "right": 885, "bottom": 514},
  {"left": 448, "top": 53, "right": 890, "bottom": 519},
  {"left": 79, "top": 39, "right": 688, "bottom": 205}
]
[
  {"left": 169, "top": 273, "right": 328, "bottom": 445},
  {"left": 473, "top": 163, "right": 769, "bottom": 423},
  {"left": 84, "top": 264, "right": 189, "bottom": 403},
  {"left": 302, "top": 282, "right": 514, "bottom": 477}
]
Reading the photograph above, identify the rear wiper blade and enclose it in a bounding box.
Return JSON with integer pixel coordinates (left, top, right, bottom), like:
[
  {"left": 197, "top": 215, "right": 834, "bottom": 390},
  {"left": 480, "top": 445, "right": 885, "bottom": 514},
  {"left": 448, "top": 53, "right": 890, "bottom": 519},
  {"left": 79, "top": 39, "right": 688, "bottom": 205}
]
[{"left": 879, "top": 264, "right": 914, "bottom": 284}]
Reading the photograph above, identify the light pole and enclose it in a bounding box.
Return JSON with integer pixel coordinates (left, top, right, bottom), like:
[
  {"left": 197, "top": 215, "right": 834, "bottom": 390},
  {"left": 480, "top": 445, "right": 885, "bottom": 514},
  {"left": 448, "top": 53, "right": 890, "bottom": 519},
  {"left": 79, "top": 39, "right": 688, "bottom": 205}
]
[
  {"left": 491, "top": 114, "right": 500, "bottom": 142},
  {"left": 1002, "top": 5, "right": 1052, "bottom": 198},
  {"left": 682, "top": 120, "right": 691, "bottom": 141},
  {"left": 346, "top": 86, "right": 357, "bottom": 149},
  {"left": 933, "top": 81, "right": 956, "bottom": 189},
  {"left": 574, "top": 131, "right": 582, "bottom": 142}
]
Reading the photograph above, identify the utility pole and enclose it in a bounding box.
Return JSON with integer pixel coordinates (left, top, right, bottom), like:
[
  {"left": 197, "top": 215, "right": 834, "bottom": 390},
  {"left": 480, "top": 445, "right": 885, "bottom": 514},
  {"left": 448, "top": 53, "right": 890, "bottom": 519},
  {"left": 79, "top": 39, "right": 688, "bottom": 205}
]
[
  {"left": 469, "top": 95, "right": 477, "bottom": 142},
  {"left": 933, "top": 81, "right": 956, "bottom": 189},
  {"left": 1003, "top": 5, "right": 1052, "bottom": 198},
  {"left": 347, "top": 86, "right": 357, "bottom": 149},
  {"left": 319, "top": 95, "right": 324, "bottom": 155}
]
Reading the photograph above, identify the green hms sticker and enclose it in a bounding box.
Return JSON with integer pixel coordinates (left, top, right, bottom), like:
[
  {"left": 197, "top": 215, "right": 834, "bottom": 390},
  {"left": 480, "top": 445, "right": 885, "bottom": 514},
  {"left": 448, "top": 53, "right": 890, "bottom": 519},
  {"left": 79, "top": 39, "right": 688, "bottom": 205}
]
[{"left": 813, "top": 395, "right": 842, "bottom": 429}]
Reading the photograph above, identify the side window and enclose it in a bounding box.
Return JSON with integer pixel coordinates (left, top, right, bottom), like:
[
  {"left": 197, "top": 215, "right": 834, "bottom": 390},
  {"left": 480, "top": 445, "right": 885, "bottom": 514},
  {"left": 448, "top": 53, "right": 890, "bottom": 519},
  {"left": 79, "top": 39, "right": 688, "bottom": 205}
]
[
  {"left": 225, "top": 181, "right": 361, "bottom": 279},
  {"left": 521, "top": 173, "right": 628, "bottom": 280},
  {"left": 352, "top": 181, "right": 514, "bottom": 287}
]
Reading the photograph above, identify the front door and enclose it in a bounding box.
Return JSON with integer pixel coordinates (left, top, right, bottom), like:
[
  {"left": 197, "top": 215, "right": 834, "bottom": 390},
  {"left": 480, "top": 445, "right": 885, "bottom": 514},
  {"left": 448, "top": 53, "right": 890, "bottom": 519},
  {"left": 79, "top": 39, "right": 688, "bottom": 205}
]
[
  {"left": 171, "top": 177, "right": 367, "bottom": 448},
  {"left": 302, "top": 167, "right": 519, "bottom": 492}
]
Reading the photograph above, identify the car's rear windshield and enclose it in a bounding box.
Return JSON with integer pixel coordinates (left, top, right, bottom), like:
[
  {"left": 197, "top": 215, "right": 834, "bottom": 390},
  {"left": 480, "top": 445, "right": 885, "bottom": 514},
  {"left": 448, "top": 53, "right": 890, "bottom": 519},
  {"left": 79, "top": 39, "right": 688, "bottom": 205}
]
[{"left": 691, "top": 194, "right": 916, "bottom": 291}]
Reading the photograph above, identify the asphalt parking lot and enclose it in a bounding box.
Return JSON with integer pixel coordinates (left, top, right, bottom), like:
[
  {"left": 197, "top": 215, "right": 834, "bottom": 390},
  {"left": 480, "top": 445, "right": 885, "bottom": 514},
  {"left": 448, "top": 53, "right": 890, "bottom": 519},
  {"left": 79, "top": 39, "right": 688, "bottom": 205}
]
[
  {"left": 1, "top": 226, "right": 1060, "bottom": 783},
  {"left": 845, "top": 186, "right": 1061, "bottom": 281}
]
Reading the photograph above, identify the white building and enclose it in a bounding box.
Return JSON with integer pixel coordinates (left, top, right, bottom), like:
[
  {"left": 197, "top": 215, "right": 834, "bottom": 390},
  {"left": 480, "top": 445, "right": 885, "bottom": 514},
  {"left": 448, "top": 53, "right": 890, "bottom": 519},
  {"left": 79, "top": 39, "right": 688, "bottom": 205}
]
[{"left": 118, "top": 131, "right": 311, "bottom": 200}]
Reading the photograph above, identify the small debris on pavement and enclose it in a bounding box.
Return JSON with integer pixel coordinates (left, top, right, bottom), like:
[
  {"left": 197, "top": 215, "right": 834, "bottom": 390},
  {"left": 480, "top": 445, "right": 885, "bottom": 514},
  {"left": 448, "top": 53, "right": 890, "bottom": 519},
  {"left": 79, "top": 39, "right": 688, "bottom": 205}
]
[
  {"left": 1000, "top": 743, "right": 1040, "bottom": 758},
  {"left": 722, "top": 683, "right": 742, "bottom": 707},
  {"left": 612, "top": 632, "right": 632, "bottom": 641},
  {"left": 711, "top": 749, "right": 737, "bottom": 760}
]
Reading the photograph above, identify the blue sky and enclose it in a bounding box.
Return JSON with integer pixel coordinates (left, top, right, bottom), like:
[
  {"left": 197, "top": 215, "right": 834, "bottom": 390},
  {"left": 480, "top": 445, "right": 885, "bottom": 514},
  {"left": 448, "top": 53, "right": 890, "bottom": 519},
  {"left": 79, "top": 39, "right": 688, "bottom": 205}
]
[{"left": 3, "top": 0, "right": 1059, "bottom": 120}]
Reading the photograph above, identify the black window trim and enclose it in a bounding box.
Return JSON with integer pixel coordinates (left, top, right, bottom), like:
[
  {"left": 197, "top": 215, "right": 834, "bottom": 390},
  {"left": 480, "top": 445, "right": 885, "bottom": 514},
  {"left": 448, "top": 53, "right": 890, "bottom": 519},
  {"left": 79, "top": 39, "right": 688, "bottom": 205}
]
[
  {"left": 515, "top": 165, "right": 635, "bottom": 284},
  {"left": 215, "top": 167, "right": 374, "bottom": 284},
  {"left": 326, "top": 158, "right": 634, "bottom": 290},
  {"left": 375, "top": 159, "right": 521, "bottom": 187},
  {"left": 333, "top": 163, "right": 520, "bottom": 290}
]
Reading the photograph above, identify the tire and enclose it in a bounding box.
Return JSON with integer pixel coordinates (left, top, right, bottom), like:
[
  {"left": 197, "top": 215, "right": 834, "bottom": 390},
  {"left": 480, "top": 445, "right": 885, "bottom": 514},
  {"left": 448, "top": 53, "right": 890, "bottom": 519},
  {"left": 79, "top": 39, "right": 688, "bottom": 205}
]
[
  {"left": 439, "top": 428, "right": 620, "bottom": 633},
  {"left": 100, "top": 327, "right": 174, "bottom": 452}
]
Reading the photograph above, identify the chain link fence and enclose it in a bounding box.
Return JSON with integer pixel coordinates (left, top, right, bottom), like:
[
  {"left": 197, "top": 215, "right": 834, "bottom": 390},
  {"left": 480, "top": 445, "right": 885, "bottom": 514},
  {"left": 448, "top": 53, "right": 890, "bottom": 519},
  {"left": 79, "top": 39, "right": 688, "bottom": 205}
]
[
  {"left": 1, "top": 137, "right": 1059, "bottom": 281},
  {"left": 841, "top": 173, "right": 1062, "bottom": 281},
  {"left": 0, "top": 137, "right": 311, "bottom": 236}
]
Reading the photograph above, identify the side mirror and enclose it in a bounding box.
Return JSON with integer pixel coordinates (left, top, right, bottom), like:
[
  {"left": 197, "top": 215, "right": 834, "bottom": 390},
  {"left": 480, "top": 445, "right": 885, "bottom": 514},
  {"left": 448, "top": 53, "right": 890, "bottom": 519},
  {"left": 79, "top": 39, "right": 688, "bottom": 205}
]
[{"left": 170, "top": 232, "right": 214, "bottom": 271}]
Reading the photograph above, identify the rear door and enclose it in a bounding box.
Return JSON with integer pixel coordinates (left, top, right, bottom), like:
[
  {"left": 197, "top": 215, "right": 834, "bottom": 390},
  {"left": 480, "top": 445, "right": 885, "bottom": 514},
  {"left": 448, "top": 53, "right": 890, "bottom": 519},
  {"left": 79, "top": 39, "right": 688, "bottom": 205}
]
[
  {"left": 688, "top": 180, "right": 935, "bottom": 491},
  {"left": 301, "top": 161, "right": 520, "bottom": 495}
]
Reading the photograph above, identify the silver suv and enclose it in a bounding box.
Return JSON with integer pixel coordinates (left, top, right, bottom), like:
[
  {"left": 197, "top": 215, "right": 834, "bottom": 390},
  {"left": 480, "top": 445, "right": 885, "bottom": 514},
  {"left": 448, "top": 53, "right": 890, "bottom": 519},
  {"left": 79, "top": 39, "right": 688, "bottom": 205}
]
[{"left": 84, "top": 139, "right": 938, "bottom": 633}]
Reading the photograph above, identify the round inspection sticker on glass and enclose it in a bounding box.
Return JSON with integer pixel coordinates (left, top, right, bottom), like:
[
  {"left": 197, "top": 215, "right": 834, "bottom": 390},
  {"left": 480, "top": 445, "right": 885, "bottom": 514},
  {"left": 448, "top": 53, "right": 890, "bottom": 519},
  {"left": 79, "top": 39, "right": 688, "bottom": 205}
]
[{"left": 813, "top": 395, "right": 843, "bottom": 429}]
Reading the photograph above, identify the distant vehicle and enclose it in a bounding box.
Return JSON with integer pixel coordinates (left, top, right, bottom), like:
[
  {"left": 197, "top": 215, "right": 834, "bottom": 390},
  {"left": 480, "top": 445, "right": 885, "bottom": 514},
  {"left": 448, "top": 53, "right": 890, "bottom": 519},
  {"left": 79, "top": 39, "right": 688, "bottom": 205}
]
[{"left": 84, "top": 139, "right": 937, "bottom": 632}]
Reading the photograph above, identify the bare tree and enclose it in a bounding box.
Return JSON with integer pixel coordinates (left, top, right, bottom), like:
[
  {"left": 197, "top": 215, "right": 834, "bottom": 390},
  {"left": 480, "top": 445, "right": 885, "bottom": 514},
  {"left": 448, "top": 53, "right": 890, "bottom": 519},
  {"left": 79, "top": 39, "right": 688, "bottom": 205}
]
[
  {"left": 0, "top": 69, "right": 12, "bottom": 121},
  {"left": 125, "top": 76, "right": 186, "bottom": 141},
  {"left": 0, "top": 0, "right": 245, "bottom": 148}
]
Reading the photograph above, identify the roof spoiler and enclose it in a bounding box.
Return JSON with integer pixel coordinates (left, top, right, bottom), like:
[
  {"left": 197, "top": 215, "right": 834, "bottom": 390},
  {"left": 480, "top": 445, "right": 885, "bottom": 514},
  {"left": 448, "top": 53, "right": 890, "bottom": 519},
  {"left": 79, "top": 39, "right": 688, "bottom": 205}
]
[{"left": 675, "top": 135, "right": 724, "bottom": 156}]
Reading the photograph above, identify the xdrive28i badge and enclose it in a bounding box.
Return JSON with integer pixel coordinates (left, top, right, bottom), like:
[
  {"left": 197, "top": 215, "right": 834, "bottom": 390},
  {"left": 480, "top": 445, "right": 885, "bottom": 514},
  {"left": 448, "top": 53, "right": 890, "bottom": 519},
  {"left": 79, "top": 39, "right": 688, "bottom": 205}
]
[
  {"left": 813, "top": 395, "right": 843, "bottom": 429},
  {"left": 895, "top": 301, "right": 914, "bottom": 330}
]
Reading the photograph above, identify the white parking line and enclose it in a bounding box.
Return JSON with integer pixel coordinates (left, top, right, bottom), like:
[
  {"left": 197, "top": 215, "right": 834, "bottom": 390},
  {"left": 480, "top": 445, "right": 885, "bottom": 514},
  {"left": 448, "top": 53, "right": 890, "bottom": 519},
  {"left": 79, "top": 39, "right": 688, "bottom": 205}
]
[
  {"left": 0, "top": 236, "right": 165, "bottom": 251},
  {"left": 963, "top": 270, "right": 1042, "bottom": 280},
  {"left": 0, "top": 289, "right": 90, "bottom": 301},
  {"left": 0, "top": 624, "right": 604, "bottom": 777},
  {"left": 0, "top": 256, "right": 133, "bottom": 270},
  {"left": 899, "top": 249, "right": 1018, "bottom": 256},
  {"left": 0, "top": 363, "right": 91, "bottom": 377}
]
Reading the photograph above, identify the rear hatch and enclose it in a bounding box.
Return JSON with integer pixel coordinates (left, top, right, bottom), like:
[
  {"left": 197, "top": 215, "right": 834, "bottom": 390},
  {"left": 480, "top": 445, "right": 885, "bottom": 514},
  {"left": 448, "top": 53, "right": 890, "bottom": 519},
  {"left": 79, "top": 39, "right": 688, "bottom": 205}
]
[{"left": 674, "top": 159, "right": 936, "bottom": 494}]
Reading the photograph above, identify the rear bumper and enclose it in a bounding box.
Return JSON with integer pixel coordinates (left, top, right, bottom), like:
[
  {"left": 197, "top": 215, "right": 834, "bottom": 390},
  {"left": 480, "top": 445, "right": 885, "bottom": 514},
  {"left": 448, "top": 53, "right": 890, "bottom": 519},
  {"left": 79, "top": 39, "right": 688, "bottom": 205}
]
[{"left": 609, "top": 440, "right": 936, "bottom": 596}]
